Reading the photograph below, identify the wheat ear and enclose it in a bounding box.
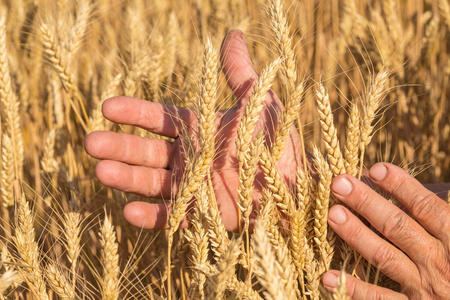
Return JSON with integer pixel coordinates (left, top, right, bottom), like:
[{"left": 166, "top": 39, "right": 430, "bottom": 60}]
[
  {"left": 290, "top": 168, "right": 311, "bottom": 293},
  {"left": 167, "top": 39, "right": 219, "bottom": 299},
  {"left": 99, "top": 213, "right": 120, "bottom": 300},
  {"left": 67, "top": 0, "right": 92, "bottom": 57},
  {"left": 227, "top": 276, "right": 263, "bottom": 300},
  {"left": 41, "top": 129, "right": 59, "bottom": 173},
  {"left": 92, "top": 73, "right": 123, "bottom": 131},
  {"left": 272, "top": 82, "right": 305, "bottom": 161},
  {"left": 185, "top": 182, "right": 210, "bottom": 299},
  {"left": 208, "top": 237, "right": 241, "bottom": 300},
  {"left": 46, "top": 263, "right": 76, "bottom": 300},
  {"left": 259, "top": 194, "right": 298, "bottom": 299},
  {"left": 236, "top": 57, "right": 281, "bottom": 167},
  {"left": 344, "top": 102, "right": 361, "bottom": 177},
  {"left": 332, "top": 270, "right": 350, "bottom": 300},
  {"left": 316, "top": 82, "right": 346, "bottom": 176},
  {"left": 260, "top": 145, "right": 296, "bottom": 217},
  {"left": 304, "top": 245, "right": 320, "bottom": 300},
  {"left": 252, "top": 219, "right": 288, "bottom": 300},
  {"left": 312, "top": 146, "right": 334, "bottom": 274},
  {"left": 63, "top": 208, "right": 82, "bottom": 288},
  {"left": 0, "top": 12, "right": 24, "bottom": 182},
  {"left": 359, "top": 70, "right": 389, "bottom": 177},
  {"left": 0, "top": 270, "right": 18, "bottom": 296},
  {"left": 1, "top": 135, "right": 14, "bottom": 208},
  {"left": 262, "top": 0, "right": 296, "bottom": 89},
  {"left": 40, "top": 22, "right": 91, "bottom": 132},
  {"left": 13, "top": 193, "right": 49, "bottom": 300},
  {"left": 439, "top": 0, "right": 450, "bottom": 31}
]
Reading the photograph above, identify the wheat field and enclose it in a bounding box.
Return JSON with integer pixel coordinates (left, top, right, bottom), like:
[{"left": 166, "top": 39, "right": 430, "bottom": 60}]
[{"left": 0, "top": 0, "right": 449, "bottom": 299}]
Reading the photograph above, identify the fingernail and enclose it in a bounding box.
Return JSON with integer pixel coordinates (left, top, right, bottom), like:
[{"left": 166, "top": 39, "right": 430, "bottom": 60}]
[
  {"left": 323, "top": 272, "right": 339, "bottom": 289},
  {"left": 370, "top": 163, "right": 387, "bottom": 181},
  {"left": 332, "top": 177, "right": 353, "bottom": 196},
  {"left": 328, "top": 206, "right": 347, "bottom": 224}
]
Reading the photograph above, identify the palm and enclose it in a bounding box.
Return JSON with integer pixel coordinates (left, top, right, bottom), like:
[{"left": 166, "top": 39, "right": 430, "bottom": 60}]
[{"left": 85, "top": 30, "right": 303, "bottom": 231}]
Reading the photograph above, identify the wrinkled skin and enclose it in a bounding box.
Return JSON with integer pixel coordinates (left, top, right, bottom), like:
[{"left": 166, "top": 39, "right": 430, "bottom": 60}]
[
  {"left": 85, "top": 30, "right": 450, "bottom": 298},
  {"left": 323, "top": 163, "right": 450, "bottom": 299}
]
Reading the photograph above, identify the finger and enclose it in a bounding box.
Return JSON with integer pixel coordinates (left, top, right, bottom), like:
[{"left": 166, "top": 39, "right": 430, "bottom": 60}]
[
  {"left": 369, "top": 163, "right": 450, "bottom": 240},
  {"left": 85, "top": 131, "right": 173, "bottom": 169},
  {"left": 123, "top": 202, "right": 189, "bottom": 229},
  {"left": 327, "top": 205, "right": 420, "bottom": 287},
  {"left": 95, "top": 160, "right": 176, "bottom": 198},
  {"left": 102, "top": 96, "right": 196, "bottom": 138},
  {"left": 220, "top": 29, "right": 258, "bottom": 103},
  {"left": 323, "top": 270, "right": 407, "bottom": 300},
  {"left": 331, "top": 175, "right": 436, "bottom": 265}
]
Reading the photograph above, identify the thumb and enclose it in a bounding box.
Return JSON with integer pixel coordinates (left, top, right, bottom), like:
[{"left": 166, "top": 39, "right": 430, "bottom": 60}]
[{"left": 220, "top": 29, "right": 259, "bottom": 106}]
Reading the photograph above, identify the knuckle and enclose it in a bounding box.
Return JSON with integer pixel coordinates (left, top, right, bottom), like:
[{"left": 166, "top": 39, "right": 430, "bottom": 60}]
[
  {"left": 146, "top": 171, "right": 160, "bottom": 198},
  {"left": 409, "top": 192, "right": 436, "bottom": 220},
  {"left": 345, "top": 223, "right": 365, "bottom": 246},
  {"left": 372, "top": 243, "right": 396, "bottom": 271},
  {"left": 380, "top": 211, "right": 408, "bottom": 239},
  {"left": 352, "top": 188, "right": 372, "bottom": 214}
]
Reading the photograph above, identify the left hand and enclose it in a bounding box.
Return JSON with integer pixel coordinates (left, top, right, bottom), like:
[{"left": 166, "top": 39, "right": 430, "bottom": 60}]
[{"left": 323, "top": 162, "right": 450, "bottom": 299}]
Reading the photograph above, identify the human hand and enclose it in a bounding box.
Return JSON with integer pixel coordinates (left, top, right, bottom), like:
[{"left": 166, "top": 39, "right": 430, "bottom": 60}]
[
  {"left": 323, "top": 162, "right": 450, "bottom": 299},
  {"left": 84, "top": 30, "right": 303, "bottom": 231}
]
